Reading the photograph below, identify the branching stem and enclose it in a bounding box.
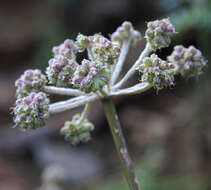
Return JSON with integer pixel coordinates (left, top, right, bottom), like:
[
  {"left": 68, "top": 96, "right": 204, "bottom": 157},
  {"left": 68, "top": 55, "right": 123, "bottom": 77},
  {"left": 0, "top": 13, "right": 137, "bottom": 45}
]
[
  {"left": 49, "top": 94, "right": 98, "bottom": 114},
  {"left": 111, "top": 41, "right": 130, "bottom": 85},
  {"left": 43, "top": 86, "right": 85, "bottom": 96},
  {"left": 110, "top": 82, "right": 152, "bottom": 97},
  {"left": 114, "top": 43, "right": 152, "bottom": 89},
  {"left": 48, "top": 82, "right": 152, "bottom": 115}
]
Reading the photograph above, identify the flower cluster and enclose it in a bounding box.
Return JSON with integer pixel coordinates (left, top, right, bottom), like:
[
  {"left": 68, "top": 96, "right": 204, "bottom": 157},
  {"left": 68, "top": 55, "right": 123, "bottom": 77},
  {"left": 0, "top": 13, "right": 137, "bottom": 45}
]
[
  {"left": 167, "top": 45, "right": 207, "bottom": 78},
  {"left": 60, "top": 114, "right": 94, "bottom": 145},
  {"left": 15, "top": 69, "right": 47, "bottom": 98},
  {"left": 76, "top": 34, "right": 120, "bottom": 65},
  {"left": 138, "top": 54, "right": 175, "bottom": 90},
  {"left": 72, "top": 59, "right": 110, "bottom": 93},
  {"left": 145, "top": 18, "right": 176, "bottom": 51},
  {"left": 12, "top": 19, "right": 207, "bottom": 149},
  {"left": 47, "top": 34, "right": 119, "bottom": 90},
  {"left": 46, "top": 55, "right": 78, "bottom": 87},
  {"left": 46, "top": 39, "right": 78, "bottom": 87},
  {"left": 13, "top": 92, "right": 50, "bottom": 130},
  {"left": 111, "top": 21, "right": 142, "bottom": 46}
]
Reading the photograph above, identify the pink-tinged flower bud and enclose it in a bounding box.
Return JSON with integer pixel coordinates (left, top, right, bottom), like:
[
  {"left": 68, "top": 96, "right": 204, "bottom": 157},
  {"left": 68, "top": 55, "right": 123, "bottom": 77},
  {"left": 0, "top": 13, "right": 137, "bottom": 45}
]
[
  {"left": 138, "top": 54, "right": 175, "bottom": 90},
  {"left": 52, "top": 39, "right": 78, "bottom": 59},
  {"left": 72, "top": 59, "right": 110, "bottom": 93},
  {"left": 145, "top": 18, "right": 176, "bottom": 50},
  {"left": 111, "top": 21, "right": 142, "bottom": 46},
  {"left": 15, "top": 69, "right": 47, "bottom": 98},
  {"left": 13, "top": 92, "right": 50, "bottom": 130},
  {"left": 46, "top": 55, "right": 78, "bottom": 87},
  {"left": 60, "top": 114, "right": 94, "bottom": 145},
  {"left": 167, "top": 45, "right": 207, "bottom": 78}
]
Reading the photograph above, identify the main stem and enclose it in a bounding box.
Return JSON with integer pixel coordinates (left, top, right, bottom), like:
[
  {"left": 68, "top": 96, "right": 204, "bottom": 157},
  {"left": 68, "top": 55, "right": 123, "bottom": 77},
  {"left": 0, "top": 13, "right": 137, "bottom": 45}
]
[{"left": 102, "top": 98, "right": 141, "bottom": 190}]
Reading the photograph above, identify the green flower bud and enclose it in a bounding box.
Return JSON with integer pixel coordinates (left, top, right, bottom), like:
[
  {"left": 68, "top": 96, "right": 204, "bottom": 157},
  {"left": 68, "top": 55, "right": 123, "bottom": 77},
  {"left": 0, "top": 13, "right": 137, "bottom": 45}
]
[
  {"left": 60, "top": 114, "right": 94, "bottom": 145},
  {"left": 75, "top": 33, "right": 90, "bottom": 52},
  {"left": 111, "top": 21, "right": 142, "bottom": 46}
]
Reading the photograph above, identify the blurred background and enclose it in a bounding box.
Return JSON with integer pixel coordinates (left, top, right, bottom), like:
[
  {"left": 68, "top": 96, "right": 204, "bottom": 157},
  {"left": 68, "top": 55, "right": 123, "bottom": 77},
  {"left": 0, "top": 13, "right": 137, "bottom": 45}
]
[{"left": 0, "top": 0, "right": 211, "bottom": 189}]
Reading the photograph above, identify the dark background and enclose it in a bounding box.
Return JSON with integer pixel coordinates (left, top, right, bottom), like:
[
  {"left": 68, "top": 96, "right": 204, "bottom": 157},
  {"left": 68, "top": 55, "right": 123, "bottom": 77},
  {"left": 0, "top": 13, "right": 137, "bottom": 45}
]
[{"left": 0, "top": 0, "right": 211, "bottom": 189}]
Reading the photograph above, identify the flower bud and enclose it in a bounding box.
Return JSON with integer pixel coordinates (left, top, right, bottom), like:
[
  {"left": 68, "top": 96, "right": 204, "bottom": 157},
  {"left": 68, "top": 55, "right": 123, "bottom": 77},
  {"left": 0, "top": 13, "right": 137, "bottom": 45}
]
[
  {"left": 145, "top": 18, "right": 175, "bottom": 50},
  {"left": 60, "top": 114, "right": 94, "bottom": 145},
  {"left": 46, "top": 55, "right": 78, "bottom": 87},
  {"left": 75, "top": 33, "right": 90, "bottom": 52},
  {"left": 138, "top": 54, "right": 175, "bottom": 90},
  {"left": 111, "top": 21, "right": 142, "bottom": 46},
  {"left": 15, "top": 69, "right": 47, "bottom": 98},
  {"left": 13, "top": 92, "right": 50, "bottom": 130},
  {"left": 72, "top": 59, "right": 110, "bottom": 93},
  {"left": 52, "top": 39, "right": 78, "bottom": 59},
  {"left": 167, "top": 45, "right": 207, "bottom": 78}
]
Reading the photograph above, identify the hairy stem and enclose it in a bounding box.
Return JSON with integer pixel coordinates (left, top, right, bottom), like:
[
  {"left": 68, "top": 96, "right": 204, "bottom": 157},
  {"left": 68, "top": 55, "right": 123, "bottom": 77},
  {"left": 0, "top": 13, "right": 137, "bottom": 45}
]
[
  {"left": 49, "top": 94, "right": 98, "bottom": 114},
  {"left": 111, "top": 41, "right": 130, "bottom": 85},
  {"left": 110, "top": 82, "right": 152, "bottom": 97},
  {"left": 114, "top": 43, "right": 152, "bottom": 89},
  {"left": 102, "top": 98, "right": 141, "bottom": 190},
  {"left": 43, "top": 86, "right": 85, "bottom": 96}
]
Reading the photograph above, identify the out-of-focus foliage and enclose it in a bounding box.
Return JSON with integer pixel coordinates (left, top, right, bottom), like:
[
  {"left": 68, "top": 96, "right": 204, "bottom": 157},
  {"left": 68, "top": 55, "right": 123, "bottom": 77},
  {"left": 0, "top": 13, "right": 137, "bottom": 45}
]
[
  {"left": 93, "top": 166, "right": 208, "bottom": 190},
  {"left": 159, "top": 0, "right": 211, "bottom": 61},
  {"left": 171, "top": 0, "right": 211, "bottom": 31}
]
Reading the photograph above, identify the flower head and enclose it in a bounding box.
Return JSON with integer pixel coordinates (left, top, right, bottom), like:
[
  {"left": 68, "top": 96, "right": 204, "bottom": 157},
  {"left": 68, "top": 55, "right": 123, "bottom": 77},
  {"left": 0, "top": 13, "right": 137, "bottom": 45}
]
[
  {"left": 72, "top": 59, "right": 110, "bottom": 93},
  {"left": 111, "top": 21, "right": 142, "bottom": 46},
  {"left": 167, "top": 45, "right": 207, "bottom": 78},
  {"left": 46, "top": 55, "right": 78, "bottom": 87},
  {"left": 60, "top": 114, "right": 94, "bottom": 145},
  {"left": 13, "top": 92, "right": 50, "bottom": 130},
  {"left": 145, "top": 18, "right": 175, "bottom": 50},
  {"left": 15, "top": 69, "right": 47, "bottom": 98},
  {"left": 138, "top": 54, "right": 175, "bottom": 90}
]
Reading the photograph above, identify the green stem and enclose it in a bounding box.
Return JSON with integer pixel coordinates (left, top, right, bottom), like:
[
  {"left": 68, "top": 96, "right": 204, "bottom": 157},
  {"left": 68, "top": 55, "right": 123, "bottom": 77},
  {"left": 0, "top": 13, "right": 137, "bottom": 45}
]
[
  {"left": 77, "top": 102, "right": 92, "bottom": 126},
  {"left": 102, "top": 98, "right": 141, "bottom": 190}
]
